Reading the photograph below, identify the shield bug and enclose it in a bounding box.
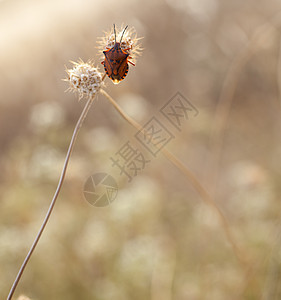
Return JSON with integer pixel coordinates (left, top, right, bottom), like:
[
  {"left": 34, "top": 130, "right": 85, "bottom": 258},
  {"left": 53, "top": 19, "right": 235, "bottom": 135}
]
[{"left": 101, "top": 24, "right": 135, "bottom": 84}]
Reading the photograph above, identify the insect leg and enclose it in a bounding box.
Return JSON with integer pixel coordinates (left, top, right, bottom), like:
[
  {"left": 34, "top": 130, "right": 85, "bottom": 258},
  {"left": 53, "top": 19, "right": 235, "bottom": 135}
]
[{"left": 128, "top": 60, "right": 135, "bottom": 66}]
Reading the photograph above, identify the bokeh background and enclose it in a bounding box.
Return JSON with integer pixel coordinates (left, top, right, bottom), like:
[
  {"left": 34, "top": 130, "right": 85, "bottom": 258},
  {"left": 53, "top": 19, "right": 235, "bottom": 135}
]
[{"left": 1, "top": 0, "right": 281, "bottom": 299}]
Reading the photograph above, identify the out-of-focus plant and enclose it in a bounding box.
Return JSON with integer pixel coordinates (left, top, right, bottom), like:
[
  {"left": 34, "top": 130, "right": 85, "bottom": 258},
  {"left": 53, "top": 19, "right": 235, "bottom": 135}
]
[{"left": 7, "top": 24, "right": 248, "bottom": 300}]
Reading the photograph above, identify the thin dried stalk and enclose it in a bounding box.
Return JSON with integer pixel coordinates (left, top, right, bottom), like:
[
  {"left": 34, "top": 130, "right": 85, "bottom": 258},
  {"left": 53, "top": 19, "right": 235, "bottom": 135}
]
[
  {"left": 100, "top": 89, "right": 249, "bottom": 265},
  {"left": 209, "top": 11, "right": 281, "bottom": 195},
  {"left": 277, "top": 37, "right": 281, "bottom": 109},
  {"left": 7, "top": 94, "right": 96, "bottom": 300}
]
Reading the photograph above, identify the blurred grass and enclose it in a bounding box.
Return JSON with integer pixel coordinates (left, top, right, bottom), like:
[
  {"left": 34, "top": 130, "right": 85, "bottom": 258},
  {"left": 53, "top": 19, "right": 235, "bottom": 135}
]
[{"left": 1, "top": 0, "right": 281, "bottom": 299}]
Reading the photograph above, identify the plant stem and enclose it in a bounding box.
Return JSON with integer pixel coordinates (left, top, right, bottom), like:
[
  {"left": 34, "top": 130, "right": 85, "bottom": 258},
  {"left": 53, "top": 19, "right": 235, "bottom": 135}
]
[
  {"left": 7, "top": 94, "right": 96, "bottom": 300},
  {"left": 100, "top": 89, "right": 249, "bottom": 265},
  {"left": 208, "top": 11, "right": 281, "bottom": 196}
]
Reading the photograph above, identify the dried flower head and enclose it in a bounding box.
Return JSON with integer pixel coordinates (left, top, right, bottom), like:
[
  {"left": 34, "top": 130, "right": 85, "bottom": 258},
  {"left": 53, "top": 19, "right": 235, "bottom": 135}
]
[
  {"left": 65, "top": 60, "right": 103, "bottom": 100},
  {"left": 98, "top": 25, "right": 142, "bottom": 65}
]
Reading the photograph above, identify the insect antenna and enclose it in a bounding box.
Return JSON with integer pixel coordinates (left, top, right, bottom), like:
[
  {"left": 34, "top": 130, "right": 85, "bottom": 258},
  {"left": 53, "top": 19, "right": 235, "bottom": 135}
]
[
  {"left": 113, "top": 24, "right": 117, "bottom": 43},
  {"left": 120, "top": 25, "right": 128, "bottom": 43}
]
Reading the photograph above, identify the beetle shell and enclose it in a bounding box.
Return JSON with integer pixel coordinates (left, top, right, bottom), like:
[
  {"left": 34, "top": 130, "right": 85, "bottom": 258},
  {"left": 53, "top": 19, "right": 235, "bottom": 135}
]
[{"left": 102, "top": 42, "right": 130, "bottom": 84}]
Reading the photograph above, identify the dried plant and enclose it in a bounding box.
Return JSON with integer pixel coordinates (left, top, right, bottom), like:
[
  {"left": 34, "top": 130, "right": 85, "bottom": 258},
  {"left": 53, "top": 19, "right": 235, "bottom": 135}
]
[
  {"left": 97, "top": 24, "right": 142, "bottom": 65},
  {"left": 7, "top": 61, "right": 103, "bottom": 300},
  {"left": 65, "top": 60, "right": 103, "bottom": 100},
  {"left": 7, "top": 24, "right": 249, "bottom": 300}
]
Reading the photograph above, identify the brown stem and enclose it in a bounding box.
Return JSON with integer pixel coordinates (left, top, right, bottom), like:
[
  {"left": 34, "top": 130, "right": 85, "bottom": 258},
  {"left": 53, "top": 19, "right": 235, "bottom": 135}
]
[
  {"left": 100, "top": 89, "right": 249, "bottom": 265},
  {"left": 209, "top": 11, "right": 281, "bottom": 195},
  {"left": 7, "top": 94, "right": 96, "bottom": 300}
]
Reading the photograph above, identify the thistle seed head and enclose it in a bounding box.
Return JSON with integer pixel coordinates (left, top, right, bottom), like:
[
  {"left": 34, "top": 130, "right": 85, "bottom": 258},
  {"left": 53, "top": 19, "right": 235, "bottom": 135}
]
[
  {"left": 98, "top": 25, "right": 142, "bottom": 64},
  {"left": 65, "top": 60, "right": 103, "bottom": 100}
]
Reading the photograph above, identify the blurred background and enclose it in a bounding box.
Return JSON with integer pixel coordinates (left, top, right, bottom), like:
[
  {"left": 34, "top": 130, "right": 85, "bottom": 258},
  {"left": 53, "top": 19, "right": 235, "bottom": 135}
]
[{"left": 1, "top": 0, "right": 281, "bottom": 299}]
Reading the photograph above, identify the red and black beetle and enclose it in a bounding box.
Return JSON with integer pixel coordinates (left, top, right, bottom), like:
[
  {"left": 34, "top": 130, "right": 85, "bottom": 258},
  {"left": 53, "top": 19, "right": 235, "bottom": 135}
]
[{"left": 102, "top": 25, "right": 135, "bottom": 84}]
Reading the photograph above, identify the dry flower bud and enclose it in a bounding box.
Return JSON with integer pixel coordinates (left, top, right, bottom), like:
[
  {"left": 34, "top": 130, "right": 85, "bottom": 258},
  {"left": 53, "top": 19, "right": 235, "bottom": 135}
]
[
  {"left": 65, "top": 60, "right": 103, "bottom": 100},
  {"left": 98, "top": 25, "right": 142, "bottom": 65}
]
